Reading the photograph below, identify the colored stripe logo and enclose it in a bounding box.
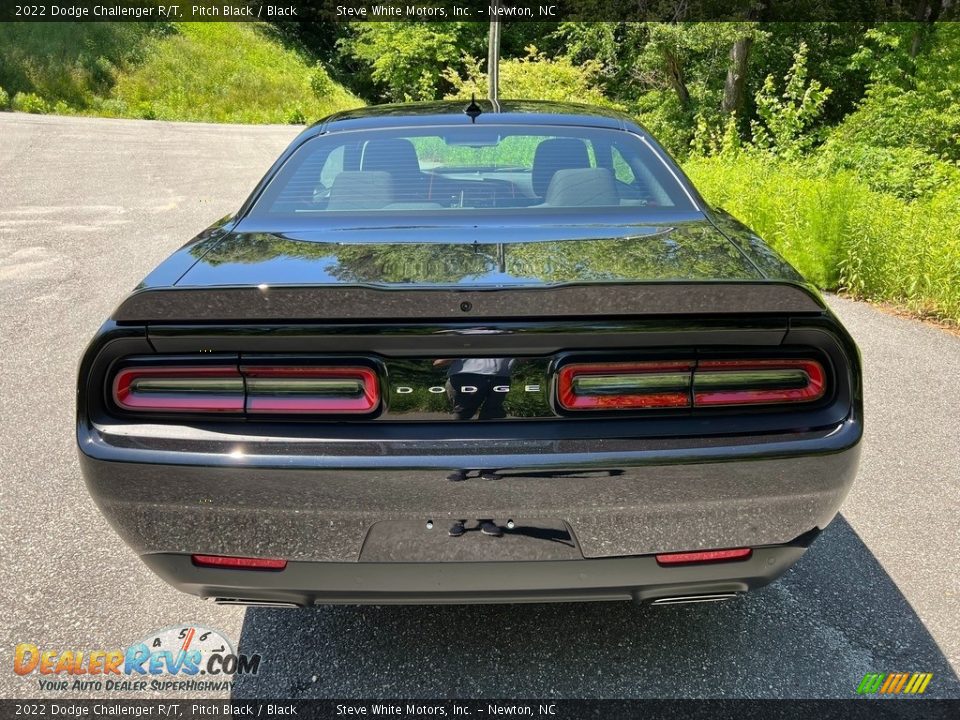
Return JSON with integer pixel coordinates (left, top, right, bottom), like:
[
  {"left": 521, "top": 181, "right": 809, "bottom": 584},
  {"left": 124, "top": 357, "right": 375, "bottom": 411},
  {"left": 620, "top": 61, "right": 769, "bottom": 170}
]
[{"left": 857, "top": 672, "right": 933, "bottom": 694}]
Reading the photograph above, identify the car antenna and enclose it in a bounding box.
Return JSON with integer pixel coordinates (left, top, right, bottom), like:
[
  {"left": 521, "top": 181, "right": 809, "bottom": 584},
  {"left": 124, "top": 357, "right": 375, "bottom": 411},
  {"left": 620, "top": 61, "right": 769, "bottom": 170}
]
[{"left": 464, "top": 93, "right": 482, "bottom": 123}]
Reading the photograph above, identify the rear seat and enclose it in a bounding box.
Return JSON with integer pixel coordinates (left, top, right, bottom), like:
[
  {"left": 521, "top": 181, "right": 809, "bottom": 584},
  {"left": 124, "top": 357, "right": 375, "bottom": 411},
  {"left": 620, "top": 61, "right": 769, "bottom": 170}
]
[
  {"left": 544, "top": 167, "right": 619, "bottom": 207},
  {"left": 326, "top": 171, "right": 394, "bottom": 210}
]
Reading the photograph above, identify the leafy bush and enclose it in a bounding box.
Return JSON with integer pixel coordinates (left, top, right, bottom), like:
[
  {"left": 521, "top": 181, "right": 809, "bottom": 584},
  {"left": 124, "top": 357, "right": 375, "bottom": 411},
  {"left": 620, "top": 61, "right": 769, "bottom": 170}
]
[
  {"left": 285, "top": 106, "right": 307, "bottom": 124},
  {"left": 631, "top": 90, "right": 696, "bottom": 159},
  {"left": 750, "top": 42, "right": 832, "bottom": 159},
  {"left": 829, "top": 84, "right": 960, "bottom": 163},
  {"left": 443, "top": 46, "right": 617, "bottom": 108},
  {"left": 0, "top": 86, "right": 9, "bottom": 109},
  {"left": 345, "top": 22, "right": 471, "bottom": 102},
  {"left": 685, "top": 153, "right": 960, "bottom": 323},
  {"left": 830, "top": 24, "right": 960, "bottom": 164},
  {"left": 818, "top": 142, "right": 959, "bottom": 200},
  {"left": 11, "top": 92, "right": 49, "bottom": 114},
  {"left": 309, "top": 63, "right": 335, "bottom": 98}
]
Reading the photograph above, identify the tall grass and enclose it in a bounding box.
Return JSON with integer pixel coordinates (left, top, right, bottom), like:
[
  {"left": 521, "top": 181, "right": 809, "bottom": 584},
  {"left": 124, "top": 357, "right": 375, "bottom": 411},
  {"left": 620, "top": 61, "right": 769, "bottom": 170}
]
[
  {"left": 685, "top": 153, "right": 960, "bottom": 323},
  {"left": 109, "top": 23, "right": 359, "bottom": 123},
  {"left": 0, "top": 22, "right": 361, "bottom": 124},
  {"left": 0, "top": 23, "right": 164, "bottom": 110}
]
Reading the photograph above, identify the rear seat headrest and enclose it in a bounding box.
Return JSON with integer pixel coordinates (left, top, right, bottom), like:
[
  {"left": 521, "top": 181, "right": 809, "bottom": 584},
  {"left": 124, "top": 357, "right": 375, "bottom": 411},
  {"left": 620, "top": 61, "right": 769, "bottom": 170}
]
[
  {"left": 361, "top": 139, "right": 422, "bottom": 176},
  {"left": 532, "top": 138, "right": 591, "bottom": 197},
  {"left": 544, "top": 168, "right": 619, "bottom": 207},
  {"left": 327, "top": 171, "right": 393, "bottom": 210}
]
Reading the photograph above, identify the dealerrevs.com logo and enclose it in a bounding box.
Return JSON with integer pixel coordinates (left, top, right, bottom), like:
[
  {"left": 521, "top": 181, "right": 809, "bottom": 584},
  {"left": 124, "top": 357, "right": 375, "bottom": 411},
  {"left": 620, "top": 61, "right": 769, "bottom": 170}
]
[{"left": 13, "top": 625, "right": 261, "bottom": 692}]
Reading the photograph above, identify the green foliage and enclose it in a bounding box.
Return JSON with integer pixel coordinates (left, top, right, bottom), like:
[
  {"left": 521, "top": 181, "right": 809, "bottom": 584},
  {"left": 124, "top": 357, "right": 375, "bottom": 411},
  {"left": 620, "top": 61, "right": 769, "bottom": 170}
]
[
  {"left": 817, "top": 143, "right": 959, "bottom": 200},
  {"left": 631, "top": 90, "right": 694, "bottom": 159},
  {"left": 692, "top": 112, "right": 742, "bottom": 158},
  {"left": 847, "top": 25, "right": 917, "bottom": 88},
  {"left": 110, "top": 23, "right": 360, "bottom": 124},
  {"left": 828, "top": 24, "right": 960, "bottom": 165},
  {"left": 442, "top": 46, "right": 616, "bottom": 107},
  {"left": 839, "top": 189, "right": 960, "bottom": 322},
  {"left": 11, "top": 92, "right": 49, "bottom": 114},
  {"left": 750, "top": 43, "right": 832, "bottom": 159},
  {"left": 309, "top": 63, "right": 336, "bottom": 99},
  {"left": 0, "top": 22, "right": 361, "bottom": 124},
  {"left": 813, "top": 22, "right": 960, "bottom": 201},
  {"left": 828, "top": 84, "right": 960, "bottom": 164},
  {"left": 0, "top": 22, "right": 168, "bottom": 109},
  {"left": 0, "top": 86, "right": 9, "bottom": 110},
  {"left": 685, "top": 153, "right": 960, "bottom": 323},
  {"left": 342, "top": 22, "right": 483, "bottom": 102},
  {"left": 748, "top": 22, "right": 872, "bottom": 127}
]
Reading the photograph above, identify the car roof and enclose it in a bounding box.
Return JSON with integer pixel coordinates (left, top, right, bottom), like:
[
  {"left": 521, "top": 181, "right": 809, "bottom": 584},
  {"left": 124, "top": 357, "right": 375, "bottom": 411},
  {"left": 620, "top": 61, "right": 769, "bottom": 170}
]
[{"left": 309, "top": 99, "right": 644, "bottom": 135}]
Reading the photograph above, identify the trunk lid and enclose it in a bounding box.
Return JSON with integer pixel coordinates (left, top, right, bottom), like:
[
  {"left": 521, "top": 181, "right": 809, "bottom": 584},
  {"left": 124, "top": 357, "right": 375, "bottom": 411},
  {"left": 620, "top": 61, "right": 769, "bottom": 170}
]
[
  {"left": 175, "top": 223, "right": 761, "bottom": 288},
  {"left": 114, "top": 222, "right": 825, "bottom": 322}
]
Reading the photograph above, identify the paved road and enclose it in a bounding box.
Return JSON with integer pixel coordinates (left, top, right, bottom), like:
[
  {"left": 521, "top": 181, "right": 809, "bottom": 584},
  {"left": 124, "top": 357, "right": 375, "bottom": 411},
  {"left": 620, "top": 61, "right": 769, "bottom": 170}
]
[{"left": 1, "top": 113, "right": 957, "bottom": 700}]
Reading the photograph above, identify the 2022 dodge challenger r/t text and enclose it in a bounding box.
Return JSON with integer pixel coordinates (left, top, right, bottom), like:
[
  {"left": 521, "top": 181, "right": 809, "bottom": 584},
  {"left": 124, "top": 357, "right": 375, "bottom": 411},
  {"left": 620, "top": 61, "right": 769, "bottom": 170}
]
[{"left": 77, "top": 101, "right": 862, "bottom": 606}]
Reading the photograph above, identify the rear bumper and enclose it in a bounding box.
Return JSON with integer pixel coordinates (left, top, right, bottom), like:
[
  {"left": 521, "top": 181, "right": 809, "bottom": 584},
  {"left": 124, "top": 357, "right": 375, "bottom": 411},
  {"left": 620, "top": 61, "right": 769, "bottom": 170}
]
[
  {"left": 80, "top": 412, "right": 860, "bottom": 603},
  {"left": 141, "top": 537, "right": 815, "bottom": 606}
]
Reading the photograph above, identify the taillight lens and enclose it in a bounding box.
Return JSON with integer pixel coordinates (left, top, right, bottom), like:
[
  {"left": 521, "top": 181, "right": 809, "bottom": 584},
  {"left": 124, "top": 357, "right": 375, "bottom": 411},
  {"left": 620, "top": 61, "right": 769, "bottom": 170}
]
[
  {"left": 655, "top": 547, "right": 753, "bottom": 566},
  {"left": 113, "top": 366, "right": 244, "bottom": 412},
  {"left": 557, "top": 358, "right": 826, "bottom": 411},
  {"left": 192, "top": 554, "right": 287, "bottom": 570},
  {"left": 243, "top": 366, "right": 379, "bottom": 414},
  {"left": 693, "top": 359, "right": 825, "bottom": 406},
  {"left": 557, "top": 361, "right": 694, "bottom": 410},
  {"left": 112, "top": 364, "right": 380, "bottom": 415}
]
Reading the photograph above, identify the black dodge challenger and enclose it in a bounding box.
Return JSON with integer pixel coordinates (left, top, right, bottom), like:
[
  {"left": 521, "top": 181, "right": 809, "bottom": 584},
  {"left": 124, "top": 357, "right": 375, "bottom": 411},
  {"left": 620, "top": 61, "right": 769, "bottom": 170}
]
[{"left": 78, "top": 101, "right": 862, "bottom": 606}]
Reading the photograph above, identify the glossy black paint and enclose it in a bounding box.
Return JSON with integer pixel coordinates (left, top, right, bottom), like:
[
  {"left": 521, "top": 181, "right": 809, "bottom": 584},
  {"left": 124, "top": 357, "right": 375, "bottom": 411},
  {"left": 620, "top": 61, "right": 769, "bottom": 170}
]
[{"left": 79, "top": 101, "right": 863, "bottom": 604}]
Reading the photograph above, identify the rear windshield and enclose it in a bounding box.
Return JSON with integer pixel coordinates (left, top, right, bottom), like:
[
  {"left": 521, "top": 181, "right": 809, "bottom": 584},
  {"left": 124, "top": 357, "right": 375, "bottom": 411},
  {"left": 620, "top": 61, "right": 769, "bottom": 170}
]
[{"left": 250, "top": 125, "right": 697, "bottom": 219}]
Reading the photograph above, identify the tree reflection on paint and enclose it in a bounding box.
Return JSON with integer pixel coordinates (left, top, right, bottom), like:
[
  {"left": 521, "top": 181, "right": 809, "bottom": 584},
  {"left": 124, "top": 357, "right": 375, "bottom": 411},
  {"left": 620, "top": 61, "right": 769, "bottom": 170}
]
[{"left": 191, "top": 224, "right": 760, "bottom": 285}]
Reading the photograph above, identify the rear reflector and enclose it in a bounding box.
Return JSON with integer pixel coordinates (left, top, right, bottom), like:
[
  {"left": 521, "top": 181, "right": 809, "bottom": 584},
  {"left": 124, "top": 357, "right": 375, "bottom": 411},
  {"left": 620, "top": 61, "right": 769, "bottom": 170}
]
[
  {"left": 191, "top": 554, "right": 287, "bottom": 570},
  {"left": 557, "top": 358, "right": 826, "bottom": 411},
  {"left": 655, "top": 548, "right": 752, "bottom": 566},
  {"left": 557, "top": 361, "right": 694, "bottom": 410},
  {"left": 243, "top": 366, "right": 379, "bottom": 414},
  {"left": 693, "top": 359, "right": 825, "bottom": 406},
  {"left": 112, "top": 364, "right": 380, "bottom": 415},
  {"left": 113, "top": 366, "right": 244, "bottom": 412}
]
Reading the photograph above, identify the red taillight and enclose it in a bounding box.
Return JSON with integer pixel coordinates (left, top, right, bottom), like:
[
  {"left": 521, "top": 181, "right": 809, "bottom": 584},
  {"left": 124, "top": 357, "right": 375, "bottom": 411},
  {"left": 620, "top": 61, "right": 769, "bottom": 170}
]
[
  {"left": 693, "top": 359, "right": 825, "bottom": 406},
  {"left": 113, "top": 366, "right": 244, "bottom": 412},
  {"left": 243, "top": 366, "right": 379, "bottom": 414},
  {"left": 191, "top": 554, "right": 287, "bottom": 570},
  {"left": 557, "top": 361, "right": 694, "bottom": 410},
  {"left": 556, "top": 358, "right": 826, "bottom": 411},
  {"left": 655, "top": 548, "right": 752, "bottom": 566},
  {"left": 112, "top": 364, "right": 380, "bottom": 415}
]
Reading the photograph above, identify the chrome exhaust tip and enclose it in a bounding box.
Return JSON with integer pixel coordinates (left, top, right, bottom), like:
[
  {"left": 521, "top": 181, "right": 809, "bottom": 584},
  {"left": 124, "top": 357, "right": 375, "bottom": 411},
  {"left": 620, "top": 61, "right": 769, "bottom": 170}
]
[
  {"left": 212, "top": 598, "right": 300, "bottom": 608},
  {"left": 650, "top": 593, "right": 740, "bottom": 605}
]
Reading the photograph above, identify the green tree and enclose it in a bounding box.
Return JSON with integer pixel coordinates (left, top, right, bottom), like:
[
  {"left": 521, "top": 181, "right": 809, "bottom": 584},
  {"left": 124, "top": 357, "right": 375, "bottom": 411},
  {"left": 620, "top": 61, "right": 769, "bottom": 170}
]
[
  {"left": 751, "top": 42, "right": 832, "bottom": 159},
  {"left": 339, "top": 22, "right": 486, "bottom": 102},
  {"left": 442, "top": 46, "right": 615, "bottom": 107}
]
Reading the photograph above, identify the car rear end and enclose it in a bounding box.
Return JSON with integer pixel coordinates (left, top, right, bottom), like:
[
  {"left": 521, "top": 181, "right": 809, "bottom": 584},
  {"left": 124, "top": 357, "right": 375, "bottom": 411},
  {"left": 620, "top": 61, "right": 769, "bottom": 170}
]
[
  {"left": 77, "top": 110, "right": 861, "bottom": 605},
  {"left": 78, "top": 280, "right": 861, "bottom": 606}
]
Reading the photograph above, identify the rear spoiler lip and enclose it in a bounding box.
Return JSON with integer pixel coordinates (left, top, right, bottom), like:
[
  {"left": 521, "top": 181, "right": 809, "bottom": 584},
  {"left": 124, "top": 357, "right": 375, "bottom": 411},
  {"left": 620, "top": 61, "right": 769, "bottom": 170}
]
[{"left": 111, "top": 280, "right": 826, "bottom": 324}]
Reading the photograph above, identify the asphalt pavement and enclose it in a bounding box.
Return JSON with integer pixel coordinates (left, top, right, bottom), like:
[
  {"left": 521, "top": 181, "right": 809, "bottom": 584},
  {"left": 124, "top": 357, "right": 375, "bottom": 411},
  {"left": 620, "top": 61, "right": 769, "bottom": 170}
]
[{"left": 0, "top": 113, "right": 957, "bottom": 700}]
